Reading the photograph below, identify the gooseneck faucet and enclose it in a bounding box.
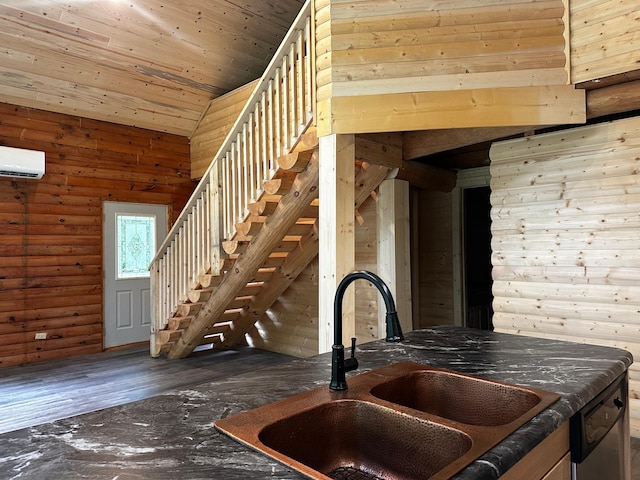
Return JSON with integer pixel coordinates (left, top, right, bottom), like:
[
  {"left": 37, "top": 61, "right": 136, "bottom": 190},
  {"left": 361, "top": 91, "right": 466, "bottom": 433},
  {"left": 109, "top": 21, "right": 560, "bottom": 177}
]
[{"left": 330, "top": 270, "right": 404, "bottom": 391}]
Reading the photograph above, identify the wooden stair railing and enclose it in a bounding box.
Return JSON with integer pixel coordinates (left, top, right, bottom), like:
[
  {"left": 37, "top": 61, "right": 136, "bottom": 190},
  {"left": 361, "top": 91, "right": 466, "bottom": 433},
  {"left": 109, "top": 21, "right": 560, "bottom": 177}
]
[{"left": 149, "top": 1, "right": 313, "bottom": 357}]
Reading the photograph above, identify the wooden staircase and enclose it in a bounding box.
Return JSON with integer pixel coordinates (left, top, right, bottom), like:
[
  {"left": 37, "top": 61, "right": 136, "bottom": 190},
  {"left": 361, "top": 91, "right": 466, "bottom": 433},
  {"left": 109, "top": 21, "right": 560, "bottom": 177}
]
[
  {"left": 153, "top": 128, "right": 319, "bottom": 357},
  {"left": 149, "top": 2, "right": 316, "bottom": 359},
  {"left": 152, "top": 124, "right": 393, "bottom": 358}
]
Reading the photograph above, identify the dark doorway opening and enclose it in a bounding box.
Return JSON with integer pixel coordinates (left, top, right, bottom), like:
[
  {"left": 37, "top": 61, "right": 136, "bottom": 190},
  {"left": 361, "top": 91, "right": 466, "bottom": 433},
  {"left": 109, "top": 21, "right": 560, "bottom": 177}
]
[{"left": 463, "top": 186, "right": 493, "bottom": 330}]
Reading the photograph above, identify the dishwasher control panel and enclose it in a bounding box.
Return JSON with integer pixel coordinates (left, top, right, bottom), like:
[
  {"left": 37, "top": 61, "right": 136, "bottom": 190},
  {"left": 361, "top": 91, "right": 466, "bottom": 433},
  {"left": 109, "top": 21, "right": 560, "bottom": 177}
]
[
  {"left": 583, "top": 383, "right": 625, "bottom": 445},
  {"left": 570, "top": 371, "right": 627, "bottom": 463}
]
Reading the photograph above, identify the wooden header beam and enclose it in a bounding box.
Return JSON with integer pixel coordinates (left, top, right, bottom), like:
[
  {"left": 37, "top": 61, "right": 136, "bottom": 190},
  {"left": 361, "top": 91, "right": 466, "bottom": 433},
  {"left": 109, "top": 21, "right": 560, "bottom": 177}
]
[{"left": 317, "top": 85, "right": 586, "bottom": 137}]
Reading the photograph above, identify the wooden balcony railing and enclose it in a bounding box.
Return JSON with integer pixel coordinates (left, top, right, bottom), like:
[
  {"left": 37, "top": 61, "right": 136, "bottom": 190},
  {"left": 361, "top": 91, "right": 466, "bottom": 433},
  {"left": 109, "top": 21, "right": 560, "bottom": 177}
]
[{"left": 150, "top": 0, "right": 313, "bottom": 342}]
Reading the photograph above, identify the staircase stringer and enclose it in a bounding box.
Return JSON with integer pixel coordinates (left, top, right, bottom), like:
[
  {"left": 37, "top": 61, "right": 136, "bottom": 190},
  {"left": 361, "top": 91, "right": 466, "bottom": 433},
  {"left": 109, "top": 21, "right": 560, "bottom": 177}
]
[{"left": 219, "top": 161, "right": 395, "bottom": 349}]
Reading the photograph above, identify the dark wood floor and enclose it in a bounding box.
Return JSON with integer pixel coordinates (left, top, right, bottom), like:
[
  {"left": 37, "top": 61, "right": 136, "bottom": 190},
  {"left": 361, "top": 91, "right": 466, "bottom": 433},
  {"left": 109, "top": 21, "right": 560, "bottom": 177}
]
[{"left": 0, "top": 344, "right": 292, "bottom": 434}]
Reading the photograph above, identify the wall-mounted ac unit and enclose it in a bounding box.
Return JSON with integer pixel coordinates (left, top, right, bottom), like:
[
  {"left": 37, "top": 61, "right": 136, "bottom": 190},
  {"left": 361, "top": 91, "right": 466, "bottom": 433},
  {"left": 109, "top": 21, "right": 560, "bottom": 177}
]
[{"left": 0, "top": 146, "right": 45, "bottom": 179}]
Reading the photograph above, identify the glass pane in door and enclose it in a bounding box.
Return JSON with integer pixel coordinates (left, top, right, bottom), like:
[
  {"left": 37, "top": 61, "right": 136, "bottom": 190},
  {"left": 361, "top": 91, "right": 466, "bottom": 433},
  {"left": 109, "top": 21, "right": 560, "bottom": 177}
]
[{"left": 116, "top": 214, "right": 156, "bottom": 279}]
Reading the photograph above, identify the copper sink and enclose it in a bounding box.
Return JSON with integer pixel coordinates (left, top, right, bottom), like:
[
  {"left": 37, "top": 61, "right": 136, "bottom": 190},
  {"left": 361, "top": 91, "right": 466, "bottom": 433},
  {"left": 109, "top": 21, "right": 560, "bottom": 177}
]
[
  {"left": 370, "top": 369, "right": 542, "bottom": 426},
  {"left": 260, "top": 399, "right": 471, "bottom": 479},
  {"left": 214, "top": 361, "right": 560, "bottom": 480}
]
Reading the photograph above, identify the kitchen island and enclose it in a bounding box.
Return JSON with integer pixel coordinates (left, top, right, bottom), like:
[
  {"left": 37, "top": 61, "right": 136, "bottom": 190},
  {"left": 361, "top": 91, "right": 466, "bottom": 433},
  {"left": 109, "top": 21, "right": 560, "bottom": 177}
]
[{"left": 0, "top": 327, "right": 632, "bottom": 479}]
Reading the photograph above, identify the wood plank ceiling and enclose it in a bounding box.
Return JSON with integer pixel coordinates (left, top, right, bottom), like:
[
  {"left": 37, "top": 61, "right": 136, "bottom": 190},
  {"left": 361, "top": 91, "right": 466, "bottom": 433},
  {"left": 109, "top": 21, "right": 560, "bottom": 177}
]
[{"left": 0, "top": 0, "right": 304, "bottom": 137}]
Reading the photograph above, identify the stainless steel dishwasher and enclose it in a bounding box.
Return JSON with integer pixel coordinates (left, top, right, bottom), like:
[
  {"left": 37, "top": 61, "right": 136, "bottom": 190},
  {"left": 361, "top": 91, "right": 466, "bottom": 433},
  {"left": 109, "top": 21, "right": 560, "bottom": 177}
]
[{"left": 570, "top": 371, "right": 629, "bottom": 480}]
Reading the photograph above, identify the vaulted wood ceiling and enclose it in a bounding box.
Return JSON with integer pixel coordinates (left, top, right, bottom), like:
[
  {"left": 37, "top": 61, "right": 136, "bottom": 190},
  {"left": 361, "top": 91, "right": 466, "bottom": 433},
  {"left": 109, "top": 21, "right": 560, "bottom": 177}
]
[{"left": 0, "top": 0, "right": 304, "bottom": 137}]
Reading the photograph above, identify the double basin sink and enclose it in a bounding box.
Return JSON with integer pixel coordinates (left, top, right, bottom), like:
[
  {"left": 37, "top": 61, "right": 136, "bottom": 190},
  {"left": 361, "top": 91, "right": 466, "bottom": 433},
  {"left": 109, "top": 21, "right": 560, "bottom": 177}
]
[{"left": 214, "top": 361, "right": 560, "bottom": 480}]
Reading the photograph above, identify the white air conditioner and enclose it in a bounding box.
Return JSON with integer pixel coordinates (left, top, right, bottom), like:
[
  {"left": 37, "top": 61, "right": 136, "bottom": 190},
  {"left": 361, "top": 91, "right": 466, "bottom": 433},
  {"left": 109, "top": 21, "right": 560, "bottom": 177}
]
[{"left": 0, "top": 146, "right": 45, "bottom": 179}]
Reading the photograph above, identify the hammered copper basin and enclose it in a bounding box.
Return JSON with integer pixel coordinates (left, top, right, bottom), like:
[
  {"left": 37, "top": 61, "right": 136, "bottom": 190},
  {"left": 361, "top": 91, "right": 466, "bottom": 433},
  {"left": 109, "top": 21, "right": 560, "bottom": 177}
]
[
  {"left": 258, "top": 399, "right": 471, "bottom": 480},
  {"left": 214, "top": 362, "right": 560, "bottom": 480},
  {"left": 370, "top": 370, "right": 542, "bottom": 426}
]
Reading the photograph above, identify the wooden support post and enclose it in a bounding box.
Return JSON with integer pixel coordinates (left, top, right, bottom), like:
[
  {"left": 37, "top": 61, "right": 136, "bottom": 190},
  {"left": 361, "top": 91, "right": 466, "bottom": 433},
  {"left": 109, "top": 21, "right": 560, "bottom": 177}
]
[
  {"left": 377, "top": 179, "right": 413, "bottom": 337},
  {"left": 318, "top": 134, "right": 355, "bottom": 353}
]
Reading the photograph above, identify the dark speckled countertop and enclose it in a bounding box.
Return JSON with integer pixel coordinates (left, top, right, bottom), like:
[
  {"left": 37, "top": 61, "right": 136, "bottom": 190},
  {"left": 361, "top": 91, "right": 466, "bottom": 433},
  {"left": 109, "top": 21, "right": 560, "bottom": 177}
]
[{"left": 0, "top": 327, "right": 632, "bottom": 479}]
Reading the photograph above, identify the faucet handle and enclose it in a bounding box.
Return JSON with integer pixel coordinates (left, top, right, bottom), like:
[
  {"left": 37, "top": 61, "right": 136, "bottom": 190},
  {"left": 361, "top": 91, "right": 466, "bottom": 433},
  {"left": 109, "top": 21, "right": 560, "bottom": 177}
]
[{"left": 344, "top": 337, "right": 358, "bottom": 373}]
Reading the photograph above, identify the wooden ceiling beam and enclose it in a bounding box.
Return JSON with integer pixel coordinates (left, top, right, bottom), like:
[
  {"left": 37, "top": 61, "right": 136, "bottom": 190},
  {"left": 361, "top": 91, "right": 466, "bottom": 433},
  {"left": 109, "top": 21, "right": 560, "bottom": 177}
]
[
  {"left": 402, "top": 126, "right": 537, "bottom": 162},
  {"left": 586, "top": 79, "right": 640, "bottom": 119},
  {"left": 392, "top": 161, "right": 457, "bottom": 193},
  {"left": 355, "top": 133, "right": 403, "bottom": 168},
  {"left": 402, "top": 74, "right": 640, "bottom": 165},
  {"left": 353, "top": 132, "right": 456, "bottom": 192}
]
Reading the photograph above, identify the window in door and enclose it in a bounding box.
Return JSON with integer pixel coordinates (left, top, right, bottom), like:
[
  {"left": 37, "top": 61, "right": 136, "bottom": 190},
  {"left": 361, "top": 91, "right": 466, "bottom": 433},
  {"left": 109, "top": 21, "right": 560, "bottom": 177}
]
[{"left": 116, "top": 214, "right": 156, "bottom": 279}]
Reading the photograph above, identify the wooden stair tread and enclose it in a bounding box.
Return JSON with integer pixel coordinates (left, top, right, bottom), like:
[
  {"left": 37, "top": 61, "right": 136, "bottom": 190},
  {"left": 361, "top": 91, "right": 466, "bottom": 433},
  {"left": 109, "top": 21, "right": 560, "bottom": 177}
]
[
  {"left": 187, "top": 288, "right": 213, "bottom": 303},
  {"left": 263, "top": 172, "right": 296, "bottom": 195},
  {"left": 248, "top": 196, "right": 280, "bottom": 216},
  {"left": 176, "top": 302, "right": 204, "bottom": 317},
  {"left": 197, "top": 275, "right": 220, "bottom": 288},
  {"left": 157, "top": 329, "right": 183, "bottom": 344},
  {"left": 277, "top": 149, "right": 315, "bottom": 172},
  {"left": 222, "top": 239, "right": 251, "bottom": 255},
  {"left": 168, "top": 316, "right": 192, "bottom": 330},
  {"left": 235, "top": 216, "right": 267, "bottom": 237}
]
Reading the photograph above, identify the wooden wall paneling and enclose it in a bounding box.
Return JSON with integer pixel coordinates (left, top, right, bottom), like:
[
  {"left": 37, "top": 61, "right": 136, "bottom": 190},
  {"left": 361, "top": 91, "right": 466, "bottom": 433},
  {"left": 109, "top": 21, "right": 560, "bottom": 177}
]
[
  {"left": 412, "top": 188, "right": 455, "bottom": 328},
  {"left": 0, "top": 1, "right": 305, "bottom": 135},
  {"left": 313, "top": 0, "right": 332, "bottom": 105},
  {"left": 0, "top": 103, "right": 194, "bottom": 367},
  {"left": 190, "top": 80, "right": 259, "bottom": 179},
  {"left": 249, "top": 259, "right": 320, "bottom": 358},
  {"left": 355, "top": 194, "right": 379, "bottom": 343},
  {"left": 570, "top": 0, "right": 640, "bottom": 83},
  {"left": 489, "top": 114, "right": 640, "bottom": 435},
  {"left": 0, "top": 109, "right": 192, "bottom": 218},
  {"left": 325, "top": 0, "right": 568, "bottom": 95}
]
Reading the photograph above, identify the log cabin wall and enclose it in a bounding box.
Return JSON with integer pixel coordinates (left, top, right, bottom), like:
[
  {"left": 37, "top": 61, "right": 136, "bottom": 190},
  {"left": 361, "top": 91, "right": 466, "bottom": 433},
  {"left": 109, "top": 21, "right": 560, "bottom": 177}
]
[
  {"left": 0, "top": 103, "right": 194, "bottom": 368},
  {"left": 247, "top": 194, "right": 380, "bottom": 357},
  {"left": 315, "top": 0, "right": 568, "bottom": 100},
  {"left": 314, "top": 0, "right": 581, "bottom": 136},
  {"left": 353, "top": 193, "right": 381, "bottom": 343},
  {"left": 570, "top": 0, "right": 640, "bottom": 83},
  {"left": 489, "top": 114, "right": 640, "bottom": 435},
  {"left": 190, "top": 80, "right": 259, "bottom": 179}
]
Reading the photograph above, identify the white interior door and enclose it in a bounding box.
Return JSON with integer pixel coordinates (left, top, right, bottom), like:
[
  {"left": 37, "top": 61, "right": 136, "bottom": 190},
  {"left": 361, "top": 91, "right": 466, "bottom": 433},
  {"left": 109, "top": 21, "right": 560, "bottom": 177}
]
[{"left": 103, "top": 202, "right": 167, "bottom": 348}]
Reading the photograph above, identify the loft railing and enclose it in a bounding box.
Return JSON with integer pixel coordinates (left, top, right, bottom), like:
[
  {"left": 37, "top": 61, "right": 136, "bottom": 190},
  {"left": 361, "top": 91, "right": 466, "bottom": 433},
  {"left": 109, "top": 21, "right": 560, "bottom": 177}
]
[{"left": 150, "top": 0, "right": 314, "bottom": 343}]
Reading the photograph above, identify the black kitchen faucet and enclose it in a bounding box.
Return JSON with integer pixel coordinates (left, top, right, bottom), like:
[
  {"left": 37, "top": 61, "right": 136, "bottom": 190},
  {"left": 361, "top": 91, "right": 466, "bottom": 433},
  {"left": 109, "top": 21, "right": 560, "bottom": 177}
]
[{"left": 330, "top": 270, "right": 404, "bottom": 391}]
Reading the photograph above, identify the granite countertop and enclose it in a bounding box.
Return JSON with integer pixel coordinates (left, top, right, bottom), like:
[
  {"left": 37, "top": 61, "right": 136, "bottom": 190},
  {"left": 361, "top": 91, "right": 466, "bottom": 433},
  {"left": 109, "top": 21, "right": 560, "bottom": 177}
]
[{"left": 0, "top": 327, "right": 632, "bottom": 480}]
